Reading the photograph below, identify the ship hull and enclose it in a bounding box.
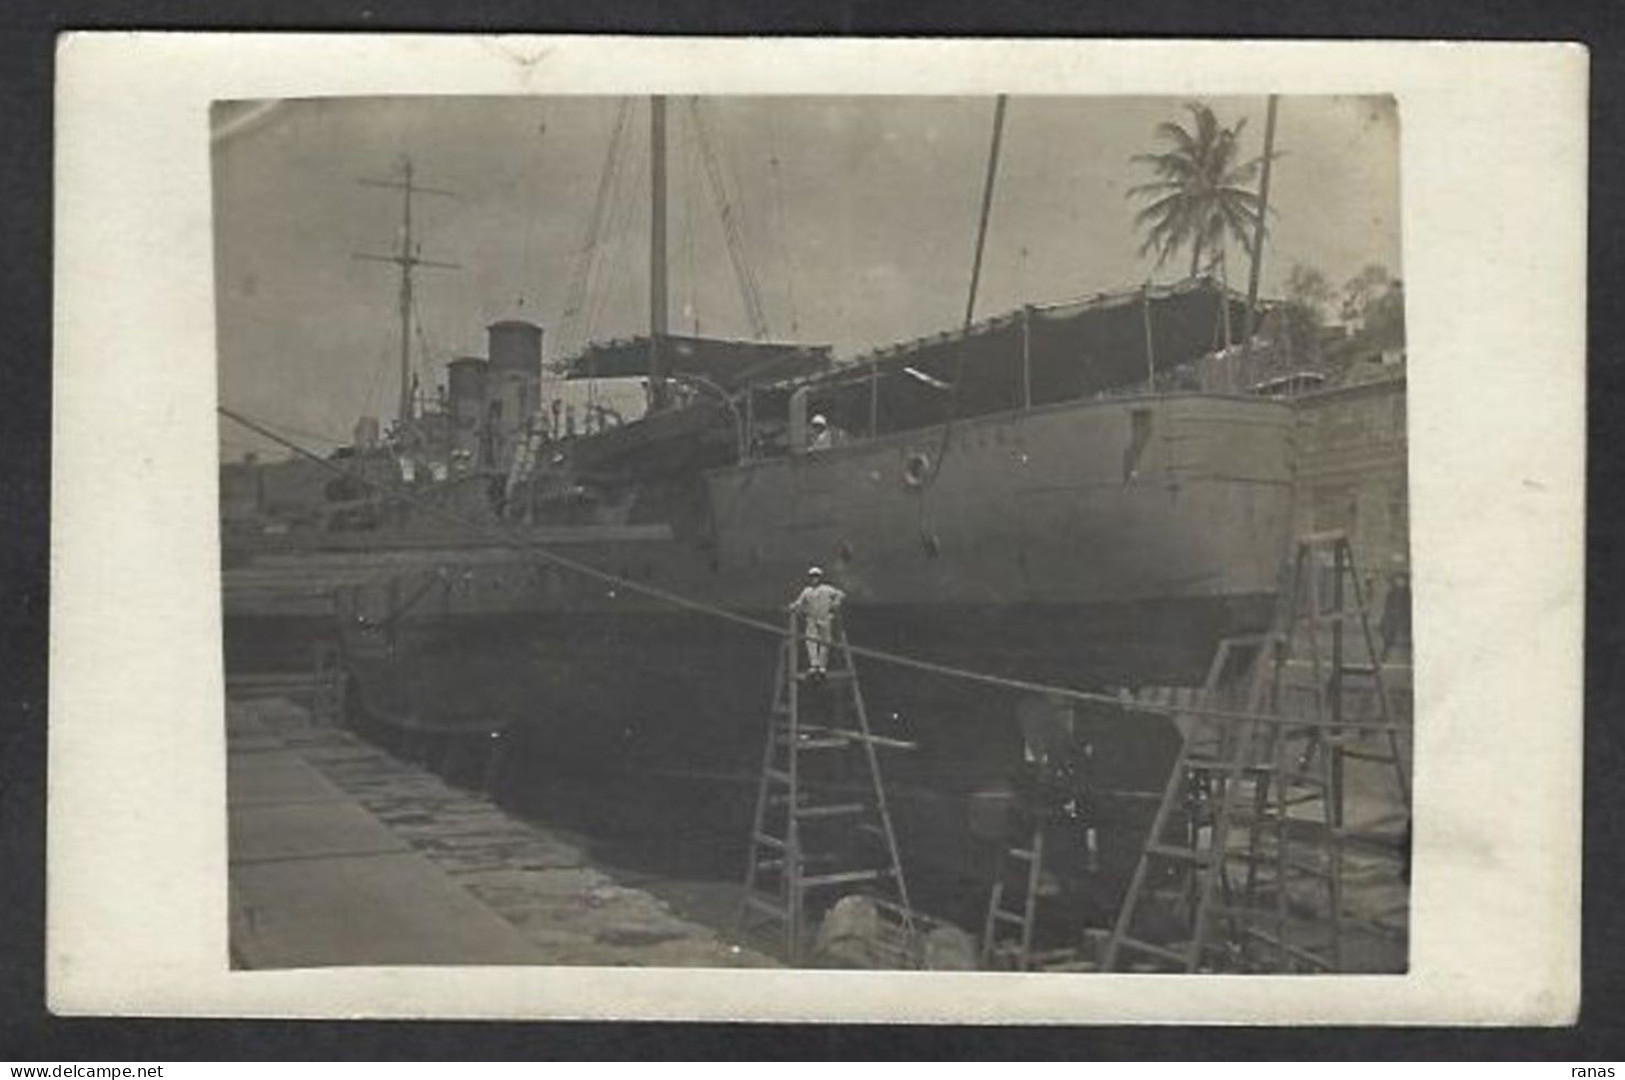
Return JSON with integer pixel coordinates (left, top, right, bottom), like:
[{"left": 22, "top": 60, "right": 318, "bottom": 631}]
[
  {"left": 321, "top": 592, "right": 1261, "bottom": 921},
  {"left": 222, "top": 391, "right": 1296, "bottom": 911}
]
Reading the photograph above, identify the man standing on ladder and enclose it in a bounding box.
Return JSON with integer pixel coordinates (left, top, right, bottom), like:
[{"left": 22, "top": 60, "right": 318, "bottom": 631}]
[{"left": 789, "top": 566, "right": 844, "bottom": 677}]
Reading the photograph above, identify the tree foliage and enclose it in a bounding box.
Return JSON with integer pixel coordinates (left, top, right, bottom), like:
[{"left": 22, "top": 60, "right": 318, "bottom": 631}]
[
  {"left": 1361, "top": 281, "right": 1405, "bottom": 348},
  {"left": 1286, "top": 263, "right": 1333, "bottom": 318},
  {"left": 1341, "top": 264, "right": 1394, "bottom": 323},
  {"left": 1128, "top": 102, "right": 1269, "bottom": 279},
  {"left": 1341, "top": 264, "right": 1406, "bottom": 348},
  {"left": 1278, "top": 262, "right": 1332, "bottom": 364},
  {"left": 1275, "top": 261, "right": 1406, "bottom": 366}
]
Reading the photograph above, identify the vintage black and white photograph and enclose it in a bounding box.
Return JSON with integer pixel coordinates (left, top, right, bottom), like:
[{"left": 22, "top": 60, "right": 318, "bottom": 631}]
[{"left": 212, "top": 92, "right": 1413, "bottom": 976}]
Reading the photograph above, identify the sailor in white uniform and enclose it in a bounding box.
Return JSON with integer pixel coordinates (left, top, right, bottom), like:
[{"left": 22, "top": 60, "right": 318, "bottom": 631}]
[
  {"left": 788, "top": 565, "right": 845, "bottom": 675},
  {"left": 807, "top": 413, "right": 834, "bottom": 451}
]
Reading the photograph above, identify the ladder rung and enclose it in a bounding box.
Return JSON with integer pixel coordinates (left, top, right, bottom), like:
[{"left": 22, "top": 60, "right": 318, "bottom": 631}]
[
  {"left": 757, "top": 850, "right": 843, "bottom": 872},
  {"left": 991, "top": 909, "right": 1027, "bottom": 924},
  {"left": 1337, "top": 748, "right": 1400, "bottom": 764},
  {"left": 824, "top": 728, "right": 917, "bottom": 751},
  {"left": 795, "top": 802, "right": 866, "bottom": 819},
  {"left": 775, "top": 722, "right": 832, "bottom": 735},
  {"left": 764, "top": 767, "right": 793, "bottom": 785},
  {"left": 1184, "top": 757, "right": 1274, "bottom": 774},
  {"left": 800, "top": 867, "right": 888, "bottom": 888},
  {"left": 787, "top": 736, "right": 851, "bottom": 750},
  {"left": 1113, "top": 937, "right": 1190, "bottom": 966},
  {"left": 1007, "top": 848, "right": 1038, "bottom": 861},
  {"left": 751, "top": 831, "right": 786, "bottom": 850},
  {"left": 1338, "top": 828, "right": 1408, "bottom": 851},
  {"left": 1297, "top": 530, "right": 1347, "bottom": 547}
]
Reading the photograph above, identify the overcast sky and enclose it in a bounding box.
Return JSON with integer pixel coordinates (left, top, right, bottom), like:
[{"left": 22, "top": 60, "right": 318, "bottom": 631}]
[{"left": 212, "top": 94, "right": 1400, "bottom": 459}]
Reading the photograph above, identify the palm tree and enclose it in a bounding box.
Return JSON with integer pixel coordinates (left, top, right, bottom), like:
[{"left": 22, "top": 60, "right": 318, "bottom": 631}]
[{"left": 1128, "top": 103, "right": 1269, "bottom": 279}]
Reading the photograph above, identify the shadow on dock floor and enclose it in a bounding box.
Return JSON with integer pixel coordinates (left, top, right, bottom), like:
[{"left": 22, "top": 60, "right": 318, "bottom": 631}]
[{"left": 228, "top": 693, "right": 778, "bottom": 970}]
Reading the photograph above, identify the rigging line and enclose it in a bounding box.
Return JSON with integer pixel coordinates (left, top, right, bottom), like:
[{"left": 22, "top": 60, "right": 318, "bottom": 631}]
[
  {"left": 962, "top": 96, "right": 1008, "bottom": 331},
  {"left": 720, "top": 106, "right": 776, "bottom": 336},
  {"left": 584, "top": 105, "right": 642, "bottom": 347},
  {"left": 586, "top": 125, "right": 648, "bottom": 348},
  {"left": 562, "top": 104, "right": 631, "bottom": 362},
  {"left": 723, "top": 110, "right": 774, "bottom": 340},
  {"left": 685, "top": 98, "right": 771, "bottom": 340},
  {"left": 707, "top": 100, "right": 774, "bottom": 338},
  {"left": 921, "top": 95, "right": 1008, "bottom": 494},
  {"left": 217, "top": 402, "right": 1405, "bottom": 737},
  {"left": 563, "top": 98, "right": 632, "bottom": 354},
  {"left": 767, "top": 114, "right": 800, "bottom": 337},
  {"left": 682, "top": 119, "right": 700, "bottom": 335},
  {"left": 580, "top": 117, "right": 649, "bottom": 420},
  {"left": 560, "top": 98, "right": 633, "bottom": 358},
  {"left": 410, "top": 289, "right": 439, "bottom": 404}
]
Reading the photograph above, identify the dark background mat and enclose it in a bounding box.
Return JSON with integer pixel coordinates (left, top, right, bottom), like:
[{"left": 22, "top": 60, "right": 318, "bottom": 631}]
[{"left": 3, "top": 0, "right": 1620, "bottom": 1060}]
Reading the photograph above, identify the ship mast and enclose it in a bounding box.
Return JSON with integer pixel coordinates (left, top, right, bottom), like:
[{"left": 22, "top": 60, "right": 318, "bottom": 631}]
[
  {"left": 1242, "top": 95, "right": 1279, "bottom": 351},
  {"left": 648, "top": 96, "right": 671, "bottom": 412},
  {"left": 354, "top": 156, "right": 459, "bottom": 427}
]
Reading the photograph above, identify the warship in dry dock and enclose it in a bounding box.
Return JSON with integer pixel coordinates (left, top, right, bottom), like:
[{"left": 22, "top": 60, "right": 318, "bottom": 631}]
[{"left": 220, "top": 97, "right": 1376, "bottom": 909}]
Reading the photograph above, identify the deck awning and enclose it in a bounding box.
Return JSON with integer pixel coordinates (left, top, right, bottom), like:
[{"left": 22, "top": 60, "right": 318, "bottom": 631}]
[
  {"left": 564, "top": 335, "right": 834, "bottom": 391},
  {"left": 803, "top": 277, "right": 1258, "bottom": 435}
]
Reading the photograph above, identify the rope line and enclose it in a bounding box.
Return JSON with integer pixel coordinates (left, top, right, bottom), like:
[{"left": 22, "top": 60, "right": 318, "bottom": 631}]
[
  {"left": 767, "top": 115, "right": 800, "bottom": 336},
  {"left": 583, "top": 123, "right": 648, "bottom": 352},
  {"left": 219, "top": 403, "right": 1407, "bottom": 735},
  {"left": 686, "top": 98, "right": 771, "bottom": 341},
  {"left": 558, "top": 98, "right": 633, "bottom": 359},
  {"left": 922, "top": 95, "right": 1008, "bottom": 494}
]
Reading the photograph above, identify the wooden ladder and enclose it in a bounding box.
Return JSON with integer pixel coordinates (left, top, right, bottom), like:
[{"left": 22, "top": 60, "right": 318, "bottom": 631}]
[
  {"left": 1236, "top": 530, "right": 1411, "bottom": 971},
  {"left": 1103, "top": 531, "right": 1411, "bottom": 973},
  {"left": 737, "top": 614, "right": 918, "bottom": 965},
  {"left": 1101, "top": 632, "right": 1278, "bottom": 972},
  {"left": 983, "top": 819, "right": 1074, "bottom": 971}
]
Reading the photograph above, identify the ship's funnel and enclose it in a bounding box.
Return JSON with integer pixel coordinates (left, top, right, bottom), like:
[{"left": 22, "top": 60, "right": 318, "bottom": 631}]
[
  {"left": 487, "top": 319, "right": 543, "bottom": 376},
  {"left": 447, "top": 356, "right": 488, "bottom": 461},
  {"left": 447, "top": 356, "right": 488, "bottom": 415}
]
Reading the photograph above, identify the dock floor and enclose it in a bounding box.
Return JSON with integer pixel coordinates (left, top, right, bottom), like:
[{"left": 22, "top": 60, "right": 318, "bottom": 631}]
[{"left": 227, "top": 693, "right": 778, "bottom": 969}]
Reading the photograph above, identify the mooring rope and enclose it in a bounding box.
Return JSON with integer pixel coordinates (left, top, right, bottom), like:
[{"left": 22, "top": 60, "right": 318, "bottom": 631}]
[{"left": 219, "top": 403, "right": 1407, "bottom": 735}]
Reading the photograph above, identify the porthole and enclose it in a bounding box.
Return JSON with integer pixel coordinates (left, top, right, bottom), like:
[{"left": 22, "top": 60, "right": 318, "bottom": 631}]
[{"left": 903, "top": 452, "right": 931, "bottom": 489}]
